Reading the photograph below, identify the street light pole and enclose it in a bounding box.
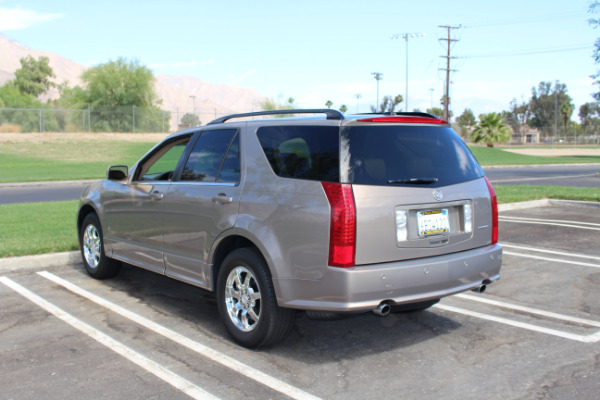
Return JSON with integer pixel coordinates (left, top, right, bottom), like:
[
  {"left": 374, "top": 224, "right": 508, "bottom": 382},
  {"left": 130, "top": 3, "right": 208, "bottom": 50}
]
[
  {"left": 391, "top": 33, "right": 425, "bottom": 112},
  {"left": 355, "top": 93, "right": 362, "bottom": 113},
  {"left": 371, "top": 72, "right": 383, "bottom": 111}
]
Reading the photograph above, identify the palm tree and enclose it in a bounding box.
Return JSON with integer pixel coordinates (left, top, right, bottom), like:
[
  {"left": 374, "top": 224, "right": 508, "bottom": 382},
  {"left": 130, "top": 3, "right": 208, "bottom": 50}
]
[
  {"left": 560, "top": 101, "right": 574, "bottom": 136},
  {"left": 339, "top": 104, "right": 348, "bottom": 114},
  {"left": 325, "top": 100, "right": 333, "bottom": 109},
  {"left": 470, "top": 113, "right": 511, "bottom": 147}
]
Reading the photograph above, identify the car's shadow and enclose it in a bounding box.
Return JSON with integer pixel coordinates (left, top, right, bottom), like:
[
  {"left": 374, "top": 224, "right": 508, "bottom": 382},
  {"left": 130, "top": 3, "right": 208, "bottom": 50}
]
[{"left": 70, "top": 262, "right": 463, "bottom": 364}]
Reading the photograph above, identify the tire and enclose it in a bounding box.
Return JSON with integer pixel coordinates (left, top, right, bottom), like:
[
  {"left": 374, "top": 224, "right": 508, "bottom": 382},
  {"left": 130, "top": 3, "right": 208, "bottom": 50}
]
[
  {"left": 79, "top": 213, "right": 121, "bottom": 279},
  {"left": 216, "top": 248, "right": 295, "bottom": 348},
  {"left": 391, "top": 299, "right": 440, "bottom": 313}
]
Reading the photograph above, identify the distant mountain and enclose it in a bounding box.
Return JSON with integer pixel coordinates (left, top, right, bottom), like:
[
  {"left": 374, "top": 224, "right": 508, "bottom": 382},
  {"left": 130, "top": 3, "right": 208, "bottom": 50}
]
[{"left": 0, "top": 34, "right": 267, "bottom": 129}]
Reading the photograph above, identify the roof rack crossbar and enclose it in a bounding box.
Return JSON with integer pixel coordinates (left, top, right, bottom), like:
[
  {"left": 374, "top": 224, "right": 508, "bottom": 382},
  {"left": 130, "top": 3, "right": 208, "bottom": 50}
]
[{"left": 207, "top": 109, "right": 344, "bottom": 125}]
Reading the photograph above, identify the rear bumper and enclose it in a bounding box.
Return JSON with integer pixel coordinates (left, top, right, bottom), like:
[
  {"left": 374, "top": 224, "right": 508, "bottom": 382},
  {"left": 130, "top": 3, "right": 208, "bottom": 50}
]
[{"left": 274, "top": 244, "right": 502, "bottom": 312}]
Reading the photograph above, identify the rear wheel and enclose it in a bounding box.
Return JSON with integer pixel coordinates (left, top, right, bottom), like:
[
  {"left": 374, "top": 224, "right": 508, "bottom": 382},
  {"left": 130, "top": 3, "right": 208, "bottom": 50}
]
[
  {"left": 217, "top": 248, "right": 295, "bottom": 348},
  {"left": 79, "top": 213, "right": 121, "bottom": 279}
]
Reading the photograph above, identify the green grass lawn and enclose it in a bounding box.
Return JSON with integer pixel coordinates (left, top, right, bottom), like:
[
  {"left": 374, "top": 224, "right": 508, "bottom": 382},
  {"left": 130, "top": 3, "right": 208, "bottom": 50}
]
[
  {"left": 0, "top": 139, "right": 156, "bottom": 182},
  {"left": 469, "top": 146, "right": 600, "bottom": 165},
  {"left": 494, "top": 185, "right": 600, "bottom": 204},
  {"left": 0, "top": 200, "right": 79, "bottom": 258}
]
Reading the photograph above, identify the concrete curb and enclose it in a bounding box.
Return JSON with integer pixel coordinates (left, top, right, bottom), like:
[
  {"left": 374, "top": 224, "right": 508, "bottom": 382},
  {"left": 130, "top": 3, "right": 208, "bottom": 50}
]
[
  {"left": 0, "top": 251, "right": 80, "bottom": 273},
  {"left": 1, "top": 199, "right": 599, "bottom": 272}
]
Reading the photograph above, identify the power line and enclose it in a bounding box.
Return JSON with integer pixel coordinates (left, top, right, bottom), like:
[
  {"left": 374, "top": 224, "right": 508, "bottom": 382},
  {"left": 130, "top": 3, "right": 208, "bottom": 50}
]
[{"left": 460, "top": 44, "right": 593, "bottom": 59}]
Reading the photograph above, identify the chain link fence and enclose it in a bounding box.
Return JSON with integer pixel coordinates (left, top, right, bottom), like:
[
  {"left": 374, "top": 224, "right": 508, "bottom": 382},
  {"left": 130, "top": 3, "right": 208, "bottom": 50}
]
[
  {"left": 2, "top": 106, "right": 600, "bottom": 146},
  {"left": 0, "top": 106, "right": 235, "bottom": 133}
]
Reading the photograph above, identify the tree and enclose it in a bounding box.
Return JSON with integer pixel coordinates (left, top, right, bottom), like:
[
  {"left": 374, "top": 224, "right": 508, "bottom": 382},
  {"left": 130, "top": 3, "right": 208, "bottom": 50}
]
[
  {"left": 503, "top": 98, "right": 531, "bottom": 134},
  {"left": 426, "top": 107, "right": 449, "bottom": 119},
  {"left": 370, "top": 94, "right": 403, "bottom": 113},
  {"left": 72, "top": 58, "right": 166, "bottom": 132},
  {"left": 81, "top": 58, "right": 158, "bottom": 108},
  {"left": 181, "top": 113, "right": 200, "bottom": 127},
  {"left": 470, "top": 112, "right": 511, "bottom": 147},
  {"left": 11, "top": 55, "right": 56, "bottom": 97},
  {"left": 528, "top": 81, "right": 572, "bottom": 135},
  {"left": 457, "top": 108, "right": 476, "bottom": 128},
  {"left": 579, "top": 102, "right": 600, "bottom": 127},
  {"left": 588, "top": 1, "right": 600, "bottom": 99},
  {"left": 339, "top": 104, "right": 348, "bottom": 114},
  {"left": 325, "top": 100, "right": 333, "bottom": 109},
  {"left": 559, "top": 101, "right": 574, "bottom": 136}
]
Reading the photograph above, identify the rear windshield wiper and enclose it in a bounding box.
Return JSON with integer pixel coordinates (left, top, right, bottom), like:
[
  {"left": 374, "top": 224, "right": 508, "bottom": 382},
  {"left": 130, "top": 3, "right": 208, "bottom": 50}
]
[{"left": 387, "top": 177, "right": 439, "bottom": 185}]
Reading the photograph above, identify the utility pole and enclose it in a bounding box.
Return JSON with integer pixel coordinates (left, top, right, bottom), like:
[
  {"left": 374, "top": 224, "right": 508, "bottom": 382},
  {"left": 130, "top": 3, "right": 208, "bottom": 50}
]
[
  {"left": 391, "top": 33, "right": 425, "bottom": 112},
  {"left": 438, "top": 25, "right": 460, "bottom": 121}
]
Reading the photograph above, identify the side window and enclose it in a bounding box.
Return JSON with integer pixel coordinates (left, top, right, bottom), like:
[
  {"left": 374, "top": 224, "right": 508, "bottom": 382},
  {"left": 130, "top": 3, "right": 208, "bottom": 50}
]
[
  {"left": 181, "top": 129, "right": 238, "bottom": 183},
  {"left": 256, "top": 126, "right": 340, "bottom": 182},
  {"left": 137, "top": 137, "right": 190, "bottom": 181}
]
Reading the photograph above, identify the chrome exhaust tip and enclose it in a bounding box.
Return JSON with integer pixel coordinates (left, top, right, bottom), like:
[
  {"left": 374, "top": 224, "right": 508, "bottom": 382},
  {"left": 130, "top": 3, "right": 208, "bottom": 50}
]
[{"left": 372, "top": 302, "right": 391, "bottom": 316}]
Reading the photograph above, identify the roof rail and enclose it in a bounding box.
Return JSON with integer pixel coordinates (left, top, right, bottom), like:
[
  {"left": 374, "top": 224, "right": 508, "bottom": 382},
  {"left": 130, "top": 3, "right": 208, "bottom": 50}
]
[
  {"left": 356, "top": 111, "right": 441, "bottom": 119},
  {"left": 207, "top": 109, "right": 345, "bottom": 125}
]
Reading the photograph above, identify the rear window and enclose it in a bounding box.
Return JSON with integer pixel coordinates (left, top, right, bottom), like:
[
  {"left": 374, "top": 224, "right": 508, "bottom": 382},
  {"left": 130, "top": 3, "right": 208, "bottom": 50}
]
[
  {"left": 340, "top": 125, "right": 484, "bottom": 187},
  {"left": 257, "top": 126, "right": 340, "bottom": 182}
]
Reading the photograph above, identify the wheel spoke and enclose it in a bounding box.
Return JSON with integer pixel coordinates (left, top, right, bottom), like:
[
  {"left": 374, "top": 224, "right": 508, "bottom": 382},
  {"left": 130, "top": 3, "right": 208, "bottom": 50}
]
[{"left": 224, "top": 266, "right": 262, "bottom": 332}]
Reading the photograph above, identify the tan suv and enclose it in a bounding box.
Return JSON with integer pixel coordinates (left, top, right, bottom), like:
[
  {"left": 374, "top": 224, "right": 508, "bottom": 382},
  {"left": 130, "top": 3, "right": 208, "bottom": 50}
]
[{"left": 78, "top": 109, "right": 502, "bottom": 347}]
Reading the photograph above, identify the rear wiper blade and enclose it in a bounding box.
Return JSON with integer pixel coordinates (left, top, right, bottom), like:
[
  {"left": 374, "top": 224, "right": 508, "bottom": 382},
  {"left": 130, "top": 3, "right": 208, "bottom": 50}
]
[{"left": 387, "top": 177, "right": 439, "bottom": 185}]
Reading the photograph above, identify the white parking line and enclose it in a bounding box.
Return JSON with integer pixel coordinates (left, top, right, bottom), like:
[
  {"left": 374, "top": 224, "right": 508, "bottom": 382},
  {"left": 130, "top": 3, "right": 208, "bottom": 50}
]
[
  {"left": 37, "top": 271, "right": 322, "bottom": 400},
  {"left": 499, "top": 217, "right": 600, "bottom": 231},
  {"left": 0, "top": 276, "right": 218, "bottom": 400},
  {"left": 455, "top": 293, "right": 600, "bottom": 328},
  {"left": 434, "top": 304, "right": 600, "bottom": 343},
  {"left": 499, "top": 216, "right": 600, "bottom": 228},
  {"left": 503, "top": 250, "right": 600, "bottom": 269},
  {"left": 501, "top": 243, "right": 600, "bottom": 262}
]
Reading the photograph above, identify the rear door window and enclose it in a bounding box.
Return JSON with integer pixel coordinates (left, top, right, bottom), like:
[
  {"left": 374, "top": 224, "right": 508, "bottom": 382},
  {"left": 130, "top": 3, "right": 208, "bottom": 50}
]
[
  {"left": 257, "top": 126, "right": 340, "bottom": 182},
  {"left": 341, "top": 125, "right": 484, "bottom": 187},
  {"left": 181, "top": 129, "right": 239, "bottom": 183}
]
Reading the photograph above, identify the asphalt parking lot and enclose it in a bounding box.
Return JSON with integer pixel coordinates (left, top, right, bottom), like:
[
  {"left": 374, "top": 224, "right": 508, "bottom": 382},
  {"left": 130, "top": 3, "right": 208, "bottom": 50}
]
[{"left": 1, "top": 202, "right": 599, "bottom": 400}]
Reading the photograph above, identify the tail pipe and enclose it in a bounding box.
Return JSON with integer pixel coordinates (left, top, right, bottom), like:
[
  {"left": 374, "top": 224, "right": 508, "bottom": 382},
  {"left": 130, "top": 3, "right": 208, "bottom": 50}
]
[
  {"left": 372, "top": 302, "right": 391, "bottom": 316},
  {"left": 471, "top": 280, "right": 491, "bottom": 294}
]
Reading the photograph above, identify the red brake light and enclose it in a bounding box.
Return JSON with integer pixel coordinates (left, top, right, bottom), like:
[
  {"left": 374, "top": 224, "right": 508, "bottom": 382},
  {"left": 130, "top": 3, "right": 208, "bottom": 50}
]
[
  {"left": 484, "top": 176, "right": 498, "bottom": 244},
  {"left": 356, "top": 116, "right": 448, "bottom": 124},
  {"left": 321, "top": 182, "right": 356, "bottom": 268}
]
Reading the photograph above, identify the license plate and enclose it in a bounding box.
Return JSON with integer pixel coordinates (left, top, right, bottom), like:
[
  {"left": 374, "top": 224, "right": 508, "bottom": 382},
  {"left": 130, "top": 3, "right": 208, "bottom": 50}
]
[{"left": 417, "top": 209, "right": 449, "bottom": 237}]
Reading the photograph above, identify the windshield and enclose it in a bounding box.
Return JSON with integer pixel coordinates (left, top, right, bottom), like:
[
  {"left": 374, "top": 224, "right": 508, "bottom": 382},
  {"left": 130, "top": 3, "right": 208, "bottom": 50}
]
[{"left": 340, "top": 125, "right": 484, "bottom": 187}]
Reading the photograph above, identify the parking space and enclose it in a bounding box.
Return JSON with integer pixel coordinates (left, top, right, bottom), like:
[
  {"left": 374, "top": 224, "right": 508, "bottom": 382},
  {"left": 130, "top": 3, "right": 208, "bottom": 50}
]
[{"left": 1, "top": 203, "right": 599, "bottom": 399}]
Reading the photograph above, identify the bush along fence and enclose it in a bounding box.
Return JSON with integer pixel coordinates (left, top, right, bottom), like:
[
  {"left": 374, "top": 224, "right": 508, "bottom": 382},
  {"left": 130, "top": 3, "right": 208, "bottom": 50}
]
[{"left": 0, "top": 106, "right": 237, "bottom": 133}]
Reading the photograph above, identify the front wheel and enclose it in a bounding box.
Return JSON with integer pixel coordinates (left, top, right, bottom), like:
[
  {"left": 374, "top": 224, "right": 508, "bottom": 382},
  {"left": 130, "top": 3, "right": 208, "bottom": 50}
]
[
  {"left": 79, "top": 213, "right": 121, "bottom": 279},
  {"left": 216, "top": 248, "right": 295, "bottom": 348}
]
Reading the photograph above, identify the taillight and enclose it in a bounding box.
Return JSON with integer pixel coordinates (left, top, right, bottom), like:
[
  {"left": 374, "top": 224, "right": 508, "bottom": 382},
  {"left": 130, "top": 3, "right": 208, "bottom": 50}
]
[
  {"left": 484, "top": 176, "right": 498, "bottom": 244},
  {"left": 321, "top": 182, "right": 356, "bottom": 268},
  {"left": 356, "top": 116, "right": 448, "bottom": 124}
]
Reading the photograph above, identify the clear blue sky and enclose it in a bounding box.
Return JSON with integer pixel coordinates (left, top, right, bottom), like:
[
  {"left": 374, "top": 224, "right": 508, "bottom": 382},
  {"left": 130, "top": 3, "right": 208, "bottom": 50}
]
[{"left": 0, "top": 0, "right": 598, "bottom": 120}]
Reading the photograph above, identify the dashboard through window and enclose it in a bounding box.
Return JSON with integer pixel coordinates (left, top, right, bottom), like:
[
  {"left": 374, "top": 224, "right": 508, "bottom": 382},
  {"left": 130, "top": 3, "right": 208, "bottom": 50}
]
[{"left": 137, "top": 137, "right": 190, "bottom": 181}]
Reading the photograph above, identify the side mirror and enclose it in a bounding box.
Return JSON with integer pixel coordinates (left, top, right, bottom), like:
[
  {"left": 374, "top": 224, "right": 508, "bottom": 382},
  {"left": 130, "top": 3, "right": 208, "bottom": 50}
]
[{"left": 107, "top": 165, "right": 128, "bottom": 181}]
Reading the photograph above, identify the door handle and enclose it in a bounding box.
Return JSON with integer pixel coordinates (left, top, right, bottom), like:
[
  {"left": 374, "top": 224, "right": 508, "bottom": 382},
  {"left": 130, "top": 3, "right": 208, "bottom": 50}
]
[
  {"left": 149, "top": 190, "right": 164, "bottom": 200},
  {"left": 212, "top": 193, "right": 233, "bottom": 204}
]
